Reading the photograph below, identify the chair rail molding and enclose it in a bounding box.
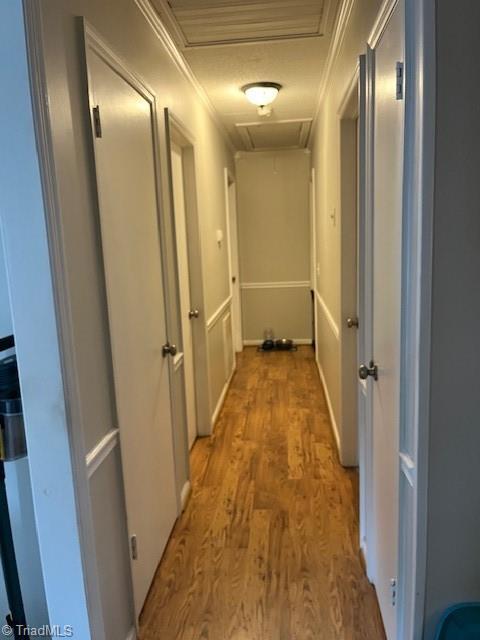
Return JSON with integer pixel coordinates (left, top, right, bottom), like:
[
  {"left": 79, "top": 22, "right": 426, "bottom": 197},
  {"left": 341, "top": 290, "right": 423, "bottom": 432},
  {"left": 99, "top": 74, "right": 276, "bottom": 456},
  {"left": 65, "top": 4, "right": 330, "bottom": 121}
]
[
  {"left": 85, "top": 429, "right": 120, "bottom": 479},
  {"left": 315, "top": 290, "right": 340, "bottom": 340},
  {"left": 206, "top": 295, "right": 232, "bottom": 331},
  {"left": 240, "top": 280, "right": 311, "bottom": 290}
]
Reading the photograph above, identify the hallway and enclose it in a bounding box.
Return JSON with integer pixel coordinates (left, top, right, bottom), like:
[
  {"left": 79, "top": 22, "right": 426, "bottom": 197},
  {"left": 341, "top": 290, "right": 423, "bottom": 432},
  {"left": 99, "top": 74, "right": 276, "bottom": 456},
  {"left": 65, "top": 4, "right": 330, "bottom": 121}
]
[{"left": 139, "top": 347, "right": 385, "bottom": 639}]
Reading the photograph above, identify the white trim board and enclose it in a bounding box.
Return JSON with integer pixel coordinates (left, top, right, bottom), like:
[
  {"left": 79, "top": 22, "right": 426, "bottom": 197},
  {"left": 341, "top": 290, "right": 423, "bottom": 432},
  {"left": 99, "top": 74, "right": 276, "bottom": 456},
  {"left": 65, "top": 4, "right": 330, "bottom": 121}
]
[
  {"left": 211, "top": 366, "right": 235, "bottom": 428},
  {"left": 126, "top": 628, "right": 137, "bottom": 640},
  {"left": 315, "top": 290, "right": 340, "bottom": 340},
  {"left": 368, "top": 0, "right": 399, "bottom": 48},
  {"left": 133, "top": 0, "right": 236, "bottom": 154},
  {"left": 85, "top": 429, "right": 120, "bottom": 479},
  {"left": 206, "top": 295, "right": 232, "bottom": 330},
  {"left": 180, "top": 480, "right": 192, "bottom": 511},
  {"left": 172, "top": 351, "right": 184, "bottom": 372},
  {"left": 315, "top": 358, "right": 341, "bottom": 455},
  {"left": 241, "top": 280, "right": 311, "bottom": 290},
  {"left": 243, "top": 339, "right": 312, "bottom": 346}
]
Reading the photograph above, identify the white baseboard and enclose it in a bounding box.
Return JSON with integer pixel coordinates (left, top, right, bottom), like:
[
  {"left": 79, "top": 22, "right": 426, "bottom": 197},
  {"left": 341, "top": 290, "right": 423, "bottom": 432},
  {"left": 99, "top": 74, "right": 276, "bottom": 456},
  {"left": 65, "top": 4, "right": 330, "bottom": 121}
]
[
  {"left": 243, "top": 338, "right": 313, "bottom": 346},
  {"left": 126, "top": 627, "right": 137, "bottom": 640},
  {"left": 211, "top": 366, "right": 235, "bottom": 428},
  {"left": 180, "top": 480, "right": 191, "bottom": 511},
  {"left": 315, "top": 357, "right": 341, "bottom": 455}
]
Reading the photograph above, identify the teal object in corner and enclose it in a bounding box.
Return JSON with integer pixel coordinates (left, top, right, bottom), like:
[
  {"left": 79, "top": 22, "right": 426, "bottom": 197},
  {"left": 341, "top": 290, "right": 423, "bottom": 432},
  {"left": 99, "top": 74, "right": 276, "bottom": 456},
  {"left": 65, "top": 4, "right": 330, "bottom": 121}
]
[{"left": 435, "top": 604, "right": 480, "bottom": 639}]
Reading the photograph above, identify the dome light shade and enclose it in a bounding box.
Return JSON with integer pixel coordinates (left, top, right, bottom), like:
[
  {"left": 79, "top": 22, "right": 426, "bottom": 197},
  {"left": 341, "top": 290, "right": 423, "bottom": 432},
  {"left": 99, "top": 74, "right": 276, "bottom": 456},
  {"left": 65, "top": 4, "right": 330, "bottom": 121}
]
[{"left": 242, "top": 82, "right": 282, "bottom": 107}]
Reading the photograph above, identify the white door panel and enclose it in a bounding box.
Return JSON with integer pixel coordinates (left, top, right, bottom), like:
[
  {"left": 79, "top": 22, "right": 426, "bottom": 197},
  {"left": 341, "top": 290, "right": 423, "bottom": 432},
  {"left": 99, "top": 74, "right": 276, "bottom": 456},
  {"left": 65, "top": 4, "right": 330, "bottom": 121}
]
[
  {"left": 371, "top": 2, "right": 404, "bottom": 638},
  {"left": 171, "top": 144, "right": 197, "bottom": 449},
  {"left": 87, "top": 50, "right": 177, "bottom": 618},
  {"left": 226, "top": 177, "right": 242, "bottom": 353}
]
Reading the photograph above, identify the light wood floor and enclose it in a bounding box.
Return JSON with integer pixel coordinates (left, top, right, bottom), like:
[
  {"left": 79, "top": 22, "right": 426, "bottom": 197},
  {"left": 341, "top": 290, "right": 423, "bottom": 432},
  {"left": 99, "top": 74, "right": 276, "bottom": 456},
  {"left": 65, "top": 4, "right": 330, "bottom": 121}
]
[{"left": 139, "top": 347, "right": 385, "bottom": 639}]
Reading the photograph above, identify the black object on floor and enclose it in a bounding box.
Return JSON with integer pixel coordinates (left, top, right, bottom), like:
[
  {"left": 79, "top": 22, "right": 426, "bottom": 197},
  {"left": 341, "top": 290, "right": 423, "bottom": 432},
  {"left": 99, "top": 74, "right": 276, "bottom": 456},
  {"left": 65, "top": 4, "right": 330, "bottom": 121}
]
[{"left": 257, "top": 338, "right": 298, "bottom": 352}]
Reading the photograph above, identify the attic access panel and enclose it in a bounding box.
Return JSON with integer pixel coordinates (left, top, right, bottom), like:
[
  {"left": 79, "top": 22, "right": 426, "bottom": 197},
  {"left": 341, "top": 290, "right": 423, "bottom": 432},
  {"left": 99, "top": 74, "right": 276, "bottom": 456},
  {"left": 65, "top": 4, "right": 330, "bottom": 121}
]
[
  {"left": 166, "top": 0, "right": 330, "bottom": 46},
  {"left": 236, "top": 119, "right": 312, "bottom": 151}
]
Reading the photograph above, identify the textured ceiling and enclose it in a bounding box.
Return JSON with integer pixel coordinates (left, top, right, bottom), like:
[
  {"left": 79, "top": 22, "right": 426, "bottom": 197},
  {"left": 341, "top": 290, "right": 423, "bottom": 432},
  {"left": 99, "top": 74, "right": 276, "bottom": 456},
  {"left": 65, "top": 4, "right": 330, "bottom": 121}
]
[
  {"left": 152, "top": 0, "right": 342, "bottom": 150},
  {"left": 166, "top": 0, "right": 329, "bottom": 46}
]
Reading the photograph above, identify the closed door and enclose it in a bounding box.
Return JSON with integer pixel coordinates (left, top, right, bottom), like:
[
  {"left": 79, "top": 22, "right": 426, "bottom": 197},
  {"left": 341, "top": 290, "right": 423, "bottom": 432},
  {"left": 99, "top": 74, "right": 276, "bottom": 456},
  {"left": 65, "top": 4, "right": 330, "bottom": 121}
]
[
  {"left": 171, "top": 144, "right": 197, "bottom": 449},
  {"left": 87, "top": 50, "right": 178, "bottom": 618},
  {"left": 371, "top": 2, "right": 404, "bottom": 637}
]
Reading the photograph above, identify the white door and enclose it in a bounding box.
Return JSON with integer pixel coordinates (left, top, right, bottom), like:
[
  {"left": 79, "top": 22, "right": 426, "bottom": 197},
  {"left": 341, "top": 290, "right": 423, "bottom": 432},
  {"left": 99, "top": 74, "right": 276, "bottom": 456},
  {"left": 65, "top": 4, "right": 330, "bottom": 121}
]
[
  {"left": 87, "top": 50, "right": 178, "bottom": 618},
  {"left": 226, "top": 176, "right": 243, "bottom": 353},
  {"left": 357, "top": 53, "right": 373, "bottom": 577},
  {"left": 171, "top": 144, "right": 197, "bottom": 449},
  {"left": 370, "top": 2, "right": 405, "bottom": 637}
]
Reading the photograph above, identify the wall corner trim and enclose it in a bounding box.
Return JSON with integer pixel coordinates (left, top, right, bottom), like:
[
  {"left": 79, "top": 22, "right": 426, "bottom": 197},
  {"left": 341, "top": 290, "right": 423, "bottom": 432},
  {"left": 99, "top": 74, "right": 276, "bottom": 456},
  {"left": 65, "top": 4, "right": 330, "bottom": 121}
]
[
  {"left": 133, "top": 0, "right": 236, "bottom": 154},
  {"left": 367, "top": 0, "right": 399, "bottom": 48},
  {"left": 85, "top": 428, "right": 120, "bottom": 479}
]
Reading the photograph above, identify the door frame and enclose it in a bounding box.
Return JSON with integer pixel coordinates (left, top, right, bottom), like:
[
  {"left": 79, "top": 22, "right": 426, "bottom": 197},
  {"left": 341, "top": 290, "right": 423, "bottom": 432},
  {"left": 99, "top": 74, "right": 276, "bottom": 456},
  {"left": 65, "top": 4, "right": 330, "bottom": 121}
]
[
  {"left": 224, "top": 168, "right": 243, "bottom": 355},
  {"left": 362, "top": 0, "right": 436, "bottom": 638},
  {"left": 164, "top": 111, "right": 212, "bottom": 439}
]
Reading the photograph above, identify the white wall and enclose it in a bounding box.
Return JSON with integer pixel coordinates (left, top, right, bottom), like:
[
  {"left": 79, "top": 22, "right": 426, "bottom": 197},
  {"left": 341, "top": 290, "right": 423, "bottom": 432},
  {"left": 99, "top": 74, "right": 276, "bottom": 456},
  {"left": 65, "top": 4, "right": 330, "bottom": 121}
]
[
  {"left": 236, "top": 149, "right": 311, "bottom": 343},
  {"left": 423, "top": 2, "right": 480, "bottom": 636},
  {"left": 309, "top": 0, "right": 382, "bottom": 461}
]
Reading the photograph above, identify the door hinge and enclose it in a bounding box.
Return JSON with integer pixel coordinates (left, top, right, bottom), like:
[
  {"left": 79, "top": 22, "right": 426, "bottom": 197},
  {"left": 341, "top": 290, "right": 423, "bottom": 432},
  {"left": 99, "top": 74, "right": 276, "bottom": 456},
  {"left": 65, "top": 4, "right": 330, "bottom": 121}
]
[
  {"left": 390, "top": 578, "right": 397, "bottom": 606},
  {"left": 92, "top": 105, "right": 102, "bottom": 138},
  {"left": 396, "top": 62, "right": 404, "bottom": 100},
  {"left": 130, "top": 534, "right": 138, "bottom": 560}
]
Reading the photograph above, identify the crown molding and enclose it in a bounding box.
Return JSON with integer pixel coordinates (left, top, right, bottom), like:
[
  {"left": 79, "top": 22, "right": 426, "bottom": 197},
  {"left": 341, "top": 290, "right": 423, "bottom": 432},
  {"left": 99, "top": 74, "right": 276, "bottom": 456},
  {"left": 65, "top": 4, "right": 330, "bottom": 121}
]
[
  {"left": 133, "top": 0, "right": 236, "bottom": 154},
  {"left": 308, "top": 0, "right": 356, "bottom": 146},
  {"left": 368, "top": 0, "right": 399, "bottom": 48}
]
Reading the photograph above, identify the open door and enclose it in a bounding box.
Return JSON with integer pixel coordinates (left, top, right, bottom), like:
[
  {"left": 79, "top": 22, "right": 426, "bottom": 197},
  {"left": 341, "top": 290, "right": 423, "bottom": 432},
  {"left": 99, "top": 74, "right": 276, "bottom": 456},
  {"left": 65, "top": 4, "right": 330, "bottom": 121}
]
[
  {"left": 85, "top": 32, "right": 178, "bottom": 619},
  {"left": 164, "top": 110, "right": 212, "bottom": 438},
  {"left": 225, "top": 170, "right": 243, "bottom": 354}
]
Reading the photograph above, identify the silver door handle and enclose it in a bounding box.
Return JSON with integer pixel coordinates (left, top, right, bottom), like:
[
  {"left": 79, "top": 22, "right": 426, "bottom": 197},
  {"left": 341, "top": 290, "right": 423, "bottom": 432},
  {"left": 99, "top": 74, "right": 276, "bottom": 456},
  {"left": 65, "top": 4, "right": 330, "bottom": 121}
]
[
  {"left": 162, "top": 342, "right": 177, "bottom": 358},
  {"left": 188, "top": 309, "right": 200, "bottom": 319},
  {"left": 347, "top": 317, "right": 359, "bottom": 328},
  {"left": 359, "top": 360, "right": 378, "bottom": 380}
]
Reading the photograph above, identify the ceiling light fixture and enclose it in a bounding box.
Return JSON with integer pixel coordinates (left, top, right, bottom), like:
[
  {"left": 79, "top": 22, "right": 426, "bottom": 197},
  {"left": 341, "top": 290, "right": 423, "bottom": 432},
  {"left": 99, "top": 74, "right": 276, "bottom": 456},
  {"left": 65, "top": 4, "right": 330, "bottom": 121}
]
[{"left": 242, "top": 82, "right": 282, "bottom": 109}]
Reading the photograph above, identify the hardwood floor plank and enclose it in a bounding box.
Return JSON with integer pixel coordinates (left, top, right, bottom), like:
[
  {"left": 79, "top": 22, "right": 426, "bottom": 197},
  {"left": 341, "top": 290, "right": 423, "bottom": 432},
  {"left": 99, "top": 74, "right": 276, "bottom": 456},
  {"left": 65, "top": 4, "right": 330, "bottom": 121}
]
[{"left": 139, "top": 347, "right": 385, "bottom": 640}]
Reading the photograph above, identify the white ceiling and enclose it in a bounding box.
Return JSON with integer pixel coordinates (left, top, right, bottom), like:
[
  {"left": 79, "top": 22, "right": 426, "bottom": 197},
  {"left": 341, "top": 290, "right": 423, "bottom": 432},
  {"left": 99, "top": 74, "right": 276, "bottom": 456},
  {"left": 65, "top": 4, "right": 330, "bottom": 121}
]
[{"left": 152, "top": 0, "right": 342, "bottom": 150}]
